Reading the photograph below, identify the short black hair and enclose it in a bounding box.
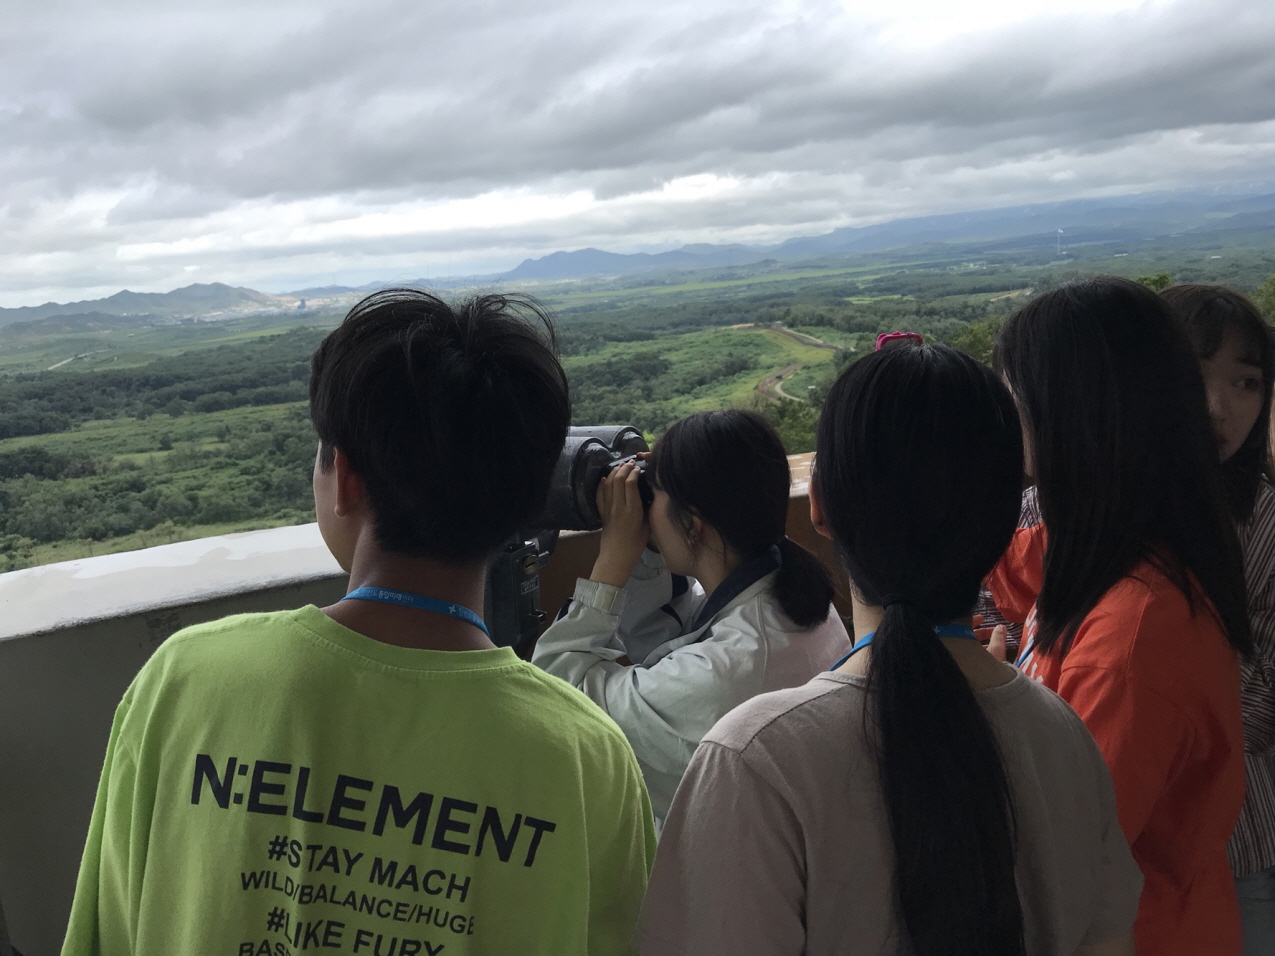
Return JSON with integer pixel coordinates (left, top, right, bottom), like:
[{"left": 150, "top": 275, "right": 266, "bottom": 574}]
[
  {"left": 309, "top": 289, "right": 570, "bottom": 563},
  {"left": 1162, "top": 283, "right": 1274, "bottom": 522}
]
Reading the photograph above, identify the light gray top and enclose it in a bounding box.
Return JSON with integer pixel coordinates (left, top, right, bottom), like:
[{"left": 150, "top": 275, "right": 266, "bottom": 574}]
[
  {"left": 533, "top": 554, "right": 850, "bottom": 823},
  {"left": 637, "top": 669, "right": 1142, "bottom": 956}
]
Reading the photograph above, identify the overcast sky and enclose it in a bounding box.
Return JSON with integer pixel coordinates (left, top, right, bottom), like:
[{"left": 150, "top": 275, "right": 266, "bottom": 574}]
[{"left": 1, "top": 0, "right": 1273, "bottom": 306}]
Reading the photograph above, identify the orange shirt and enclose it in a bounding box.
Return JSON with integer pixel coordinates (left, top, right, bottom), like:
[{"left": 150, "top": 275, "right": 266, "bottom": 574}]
[
  {"left": 986, "top": 520, "right": 1045, "bottom": 626},
  {"left": 990, "top": 524, "right": 1245, "bottom": 956}
]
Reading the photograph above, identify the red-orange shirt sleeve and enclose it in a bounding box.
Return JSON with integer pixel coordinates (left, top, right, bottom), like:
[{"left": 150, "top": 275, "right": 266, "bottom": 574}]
[{"left": 987, "top": 523, "right": 1046, "bottom": 625}]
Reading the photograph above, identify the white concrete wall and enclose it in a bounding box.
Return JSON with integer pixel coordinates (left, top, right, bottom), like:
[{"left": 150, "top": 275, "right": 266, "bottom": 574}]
[{"left": 0, "top": 525, "right": 348, "bottom": 956}]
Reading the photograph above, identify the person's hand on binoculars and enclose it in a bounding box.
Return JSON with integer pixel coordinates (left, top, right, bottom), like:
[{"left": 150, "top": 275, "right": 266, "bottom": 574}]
[{"left": 590, "top": 461, "right": 650, "bottom": 588}]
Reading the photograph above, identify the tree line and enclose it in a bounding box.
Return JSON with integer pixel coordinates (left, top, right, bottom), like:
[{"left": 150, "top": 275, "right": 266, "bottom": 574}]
[
  {"left": 0, "top": 328, "right": 323, "bottom": 439},
  {"left": 0, "top": 411, "right": 316, "bottom": 569}
]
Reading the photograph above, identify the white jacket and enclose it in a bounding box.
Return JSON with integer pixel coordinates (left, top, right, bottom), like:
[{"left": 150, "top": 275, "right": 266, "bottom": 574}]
[{"left": 533, "top": 548, "right": 851, "bottom": 822}]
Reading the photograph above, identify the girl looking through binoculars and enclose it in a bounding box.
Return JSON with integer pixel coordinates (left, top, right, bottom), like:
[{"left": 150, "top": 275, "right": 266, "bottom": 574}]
[{"left": 532, "top": 409, "right": 850, "bottom": 824}]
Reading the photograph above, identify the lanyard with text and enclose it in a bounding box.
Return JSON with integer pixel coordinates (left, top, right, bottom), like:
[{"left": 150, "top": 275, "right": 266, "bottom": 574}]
[
  {"left": 829, "top": 623, "right": 979, "bottom": 671},
  {"left": 341, "top": 586, "right": 490, "bottom": 638}
]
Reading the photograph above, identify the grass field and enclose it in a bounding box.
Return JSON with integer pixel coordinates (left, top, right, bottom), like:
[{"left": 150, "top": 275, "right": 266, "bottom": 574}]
[
  {"left": 563, "top": 323, "right": 846, "bottom": 423},
  {"left": 534, "top": 263, "right": 884, "bottom": 306}
]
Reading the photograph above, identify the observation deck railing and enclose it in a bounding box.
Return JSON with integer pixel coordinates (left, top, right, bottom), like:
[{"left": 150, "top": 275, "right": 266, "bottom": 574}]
[{"left": 0, "top": 454, "right": 846, "bottom": 955}]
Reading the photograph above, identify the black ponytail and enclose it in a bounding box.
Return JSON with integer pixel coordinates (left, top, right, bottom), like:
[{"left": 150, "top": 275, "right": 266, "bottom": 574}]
[
  {"left": 652, "top": 410, "right": 832, "bottom": 627},
  {"left": 816, "top": 344, "right": 1026, "bottom": 956},
  {"left": 775, "top": 536, "right": 835, "bottom": 626},
  {"left": 870, "top": 601, "right": 1024, "bottom": 956}
]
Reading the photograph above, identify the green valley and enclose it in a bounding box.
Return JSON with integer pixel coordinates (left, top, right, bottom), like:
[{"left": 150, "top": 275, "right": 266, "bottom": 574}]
[{"left": 1, "top": 236, "right": 1272, "bottom": 570}]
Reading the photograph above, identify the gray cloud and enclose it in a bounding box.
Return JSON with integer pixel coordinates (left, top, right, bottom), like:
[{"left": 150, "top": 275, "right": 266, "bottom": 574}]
[{"left": 0, "top": 0, "right": 1274, "bottom": 302}]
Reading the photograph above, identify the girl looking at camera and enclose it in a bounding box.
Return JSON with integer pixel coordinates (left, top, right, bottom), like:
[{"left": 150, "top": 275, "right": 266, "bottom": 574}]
[
  {"left": 1164, "top": 283, "right": 1275, "bottom": 956},
  {"left": 533, "top": 409, "right": 850, "bottom": 823}
]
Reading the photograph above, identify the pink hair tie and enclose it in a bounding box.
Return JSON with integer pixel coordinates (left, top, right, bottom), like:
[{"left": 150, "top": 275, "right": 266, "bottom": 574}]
[{"left": 875, "top": 331, "right": 924, "bottom": 351}]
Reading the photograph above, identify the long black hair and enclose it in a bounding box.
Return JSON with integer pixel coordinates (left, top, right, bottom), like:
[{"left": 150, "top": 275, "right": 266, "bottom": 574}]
[
  {"left": 815, "top": 344, "right": 1026, "bottom": 956},
  {"left": 651, "top": 409, "right": 833, "bottom": 627},
  {"left": 1162, "top": 283, "right": 1274, "bottom": 522},
  {"left": 996, "top": 276, "right": 1251, "bottom": 659}
]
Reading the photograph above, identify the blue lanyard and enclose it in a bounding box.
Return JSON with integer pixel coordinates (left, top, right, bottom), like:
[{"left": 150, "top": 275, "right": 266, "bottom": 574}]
[
  {"left": 1014, "top": 609, "right": 1040, "bottom": 669},
  {"left": 341, "top": 586, "right": 490, "bottom": 638},
  {"left": 829, "top": 623, "right": 979, "bottom": 671}
]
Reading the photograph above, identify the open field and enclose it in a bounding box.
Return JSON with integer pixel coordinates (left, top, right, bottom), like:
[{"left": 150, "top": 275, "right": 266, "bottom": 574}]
[
  {"left": 564, "top": 323, "right": 848, "bottom": 430},
  {"left": 533, "top": 263, "right": 885, "bottom": 306}
]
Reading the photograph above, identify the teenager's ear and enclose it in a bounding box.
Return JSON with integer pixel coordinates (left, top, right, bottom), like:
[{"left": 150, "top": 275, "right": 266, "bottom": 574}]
[
  {"left": 331, "top": 447, "right": 367, "bottom": 518},
  {"left": 687, "top": 513, "right": 706, "bottom": 550},
  {"left": 808, "top": 481, "right": 833, "bottom": 541}
]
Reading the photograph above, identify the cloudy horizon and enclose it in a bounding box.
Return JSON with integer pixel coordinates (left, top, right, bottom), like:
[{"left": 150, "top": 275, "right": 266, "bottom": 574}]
[{"left": 2, "top": 0, "right": 1273, "bottom": 307}]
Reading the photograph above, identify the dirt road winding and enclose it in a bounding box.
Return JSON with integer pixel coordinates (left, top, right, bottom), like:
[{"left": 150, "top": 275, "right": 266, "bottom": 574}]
[{"left": 753, "top": 326, "right": 843, "bottom": 402}]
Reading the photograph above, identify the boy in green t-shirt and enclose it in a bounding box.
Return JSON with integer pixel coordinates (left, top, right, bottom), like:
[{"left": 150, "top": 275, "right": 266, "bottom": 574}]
[{"left": 62, "top": 291, "right": 656, "bottom": 956}]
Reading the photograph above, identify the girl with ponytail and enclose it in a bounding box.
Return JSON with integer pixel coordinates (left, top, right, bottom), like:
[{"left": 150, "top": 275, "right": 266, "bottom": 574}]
[
  {"left": 534, "top": 409, "right": 850, "bottom": 824},
  {"left": 638, "top": 344, "right": 1141, "bottom": 956}
]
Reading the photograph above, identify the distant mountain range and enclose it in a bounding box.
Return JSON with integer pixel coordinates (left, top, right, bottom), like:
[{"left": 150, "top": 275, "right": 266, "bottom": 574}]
[
  {"left": 0, "top": 282, "right": 289, "bottom": 330},
  {"left": 499, "top": 189, "right": 1275, "bottom": 280},
  {"left": 4, "top": 187, "right": 1274, "bottom": 328},
  {"left": 498, "top": 244, "right": 761, "bottom": 280},
  {"left": 2, "top": 310, "right": 166, "bottom": 335},
  {"left": 289, "top": 188, "right": 1275, "bottom": 292}
]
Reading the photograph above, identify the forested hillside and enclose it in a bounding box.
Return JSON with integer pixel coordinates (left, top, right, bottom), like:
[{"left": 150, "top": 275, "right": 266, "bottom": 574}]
[
  {"left": 0, "top": 328, "right": 320, "bottom": 439},
  {"left": 0, "top": 249, "right": 1271, "bottom": 571}
]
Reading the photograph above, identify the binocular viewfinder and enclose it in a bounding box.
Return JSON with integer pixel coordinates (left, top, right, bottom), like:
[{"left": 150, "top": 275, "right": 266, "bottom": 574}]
[{"left": 538, "top": 425, "right": 651, "bottom": 531}]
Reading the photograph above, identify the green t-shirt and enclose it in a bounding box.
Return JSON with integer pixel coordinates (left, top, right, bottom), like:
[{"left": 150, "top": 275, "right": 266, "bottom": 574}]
[{"left": 62, "top": 606, "right": 656, "bottom": 956}]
